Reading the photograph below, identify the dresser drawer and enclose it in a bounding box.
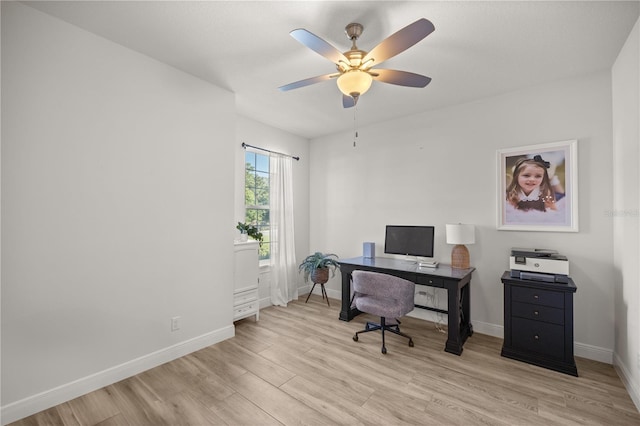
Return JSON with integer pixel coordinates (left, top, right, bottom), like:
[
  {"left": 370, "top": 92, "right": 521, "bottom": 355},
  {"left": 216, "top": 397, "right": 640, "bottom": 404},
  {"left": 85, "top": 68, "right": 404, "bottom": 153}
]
[
  {"left": 234, "top": 288, "right": 258, "bottom": 307},
  {"left": 511, "top": 286, "right": 563, "bottom": 308},
  {"left": 512, "top": 301, "right": 564, "bottom": 325},
  {"left": 234, "top": 300, "right": 258, "bottom": 320},
  {"left": 511, "top": 317, "right": 565, "bottom": 359}
]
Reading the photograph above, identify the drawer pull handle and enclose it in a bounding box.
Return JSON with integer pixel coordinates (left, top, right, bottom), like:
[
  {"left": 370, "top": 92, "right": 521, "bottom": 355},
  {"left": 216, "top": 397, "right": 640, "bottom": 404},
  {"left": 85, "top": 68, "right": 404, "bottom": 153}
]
[
  {"left": 533, "top": 295, "right": 539, "bottom": 300},
  {"left": 534, "top": 334, "right": 540, "bottom": 340},
  {"left": 533, "top": 310, "right": 539, "bottom": 316}
]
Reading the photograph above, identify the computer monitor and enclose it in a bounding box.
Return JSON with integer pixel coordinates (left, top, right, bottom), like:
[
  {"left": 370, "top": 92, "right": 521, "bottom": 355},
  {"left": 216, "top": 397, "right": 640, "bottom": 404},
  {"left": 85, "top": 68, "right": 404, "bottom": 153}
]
[{"left": 384, "top": 225, "right": 435, "bottom": 258}]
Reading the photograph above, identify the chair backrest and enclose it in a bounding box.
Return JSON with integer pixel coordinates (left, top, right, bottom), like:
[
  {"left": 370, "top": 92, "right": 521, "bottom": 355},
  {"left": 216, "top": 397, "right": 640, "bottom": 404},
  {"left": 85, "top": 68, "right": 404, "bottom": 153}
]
[{"left": 352, "top": 270, "right": 415, "bottom": 315}]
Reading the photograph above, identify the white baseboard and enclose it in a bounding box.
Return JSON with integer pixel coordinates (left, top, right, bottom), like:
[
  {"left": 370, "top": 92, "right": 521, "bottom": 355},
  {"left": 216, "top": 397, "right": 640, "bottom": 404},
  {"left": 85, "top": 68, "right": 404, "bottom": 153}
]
[
  {"left": 469, "top": 320, "right": 503, "bottom": 339},
  {"left": 306, "top": 284, "right": 341, "bottom": 301},
  {"left": 407, "top": 307, "right": 448, "bottom": 325},
  {"left": 613, "top": 353, "right": 640, "bottom": 412},
  {"left": 325, "top": 286, "right": 340, "bottom": 301},
  {"left": 1, "top": 326, "right": 235, "bottom": 425},
  {"left": 575, "top": 341, "right": 613, "bottom": 364},
  {"left": 304, "top": 290, "right": 616, "bottom": 366},
  {"left": 447, "top": 319, "right": 613, "bottom": 365},
  {"left": 259, "top": 296, "right": 272, "bottom": 309},
  {"left": 449, "top": 321, "right": 614, "bottom": 365},
  {"left": 260, "top": 284, "right": 320, "bottom": 308}
]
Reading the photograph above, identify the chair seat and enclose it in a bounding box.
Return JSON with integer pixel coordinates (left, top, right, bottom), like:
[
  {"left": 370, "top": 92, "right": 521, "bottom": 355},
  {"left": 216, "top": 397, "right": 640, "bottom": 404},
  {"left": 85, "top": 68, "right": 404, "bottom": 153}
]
[{"left": 354, "top": 295, "right": 407, "bottom": 320}]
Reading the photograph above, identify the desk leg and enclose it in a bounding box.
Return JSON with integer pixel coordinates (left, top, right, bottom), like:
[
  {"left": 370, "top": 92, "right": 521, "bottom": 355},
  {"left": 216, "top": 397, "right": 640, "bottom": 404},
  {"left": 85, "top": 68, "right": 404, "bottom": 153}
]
[
  {"left": 445, "top": 282, "right": 462, "bottom": 355},
  {"left": 339, "top": 271, "right": 358, "bottom": 321},
  {"left": 461, "top": 280, "right": 473, "bottom": 338},
  {"left": 444, "top": 281, "right": 472, "bottom": 355}
]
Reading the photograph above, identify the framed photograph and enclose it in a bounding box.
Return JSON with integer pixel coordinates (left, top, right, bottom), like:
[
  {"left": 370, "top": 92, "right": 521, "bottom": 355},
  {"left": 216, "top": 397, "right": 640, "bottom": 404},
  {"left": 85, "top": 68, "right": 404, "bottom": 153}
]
[{"left": 497, "top": 140, "right": 578, "bottom": 232}]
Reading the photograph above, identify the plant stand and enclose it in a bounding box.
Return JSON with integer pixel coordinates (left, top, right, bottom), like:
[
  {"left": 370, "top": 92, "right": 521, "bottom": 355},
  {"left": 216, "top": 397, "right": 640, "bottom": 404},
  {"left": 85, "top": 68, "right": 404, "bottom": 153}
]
[{"left": 305, "top": 282, "right": 330, "bottom": 306}]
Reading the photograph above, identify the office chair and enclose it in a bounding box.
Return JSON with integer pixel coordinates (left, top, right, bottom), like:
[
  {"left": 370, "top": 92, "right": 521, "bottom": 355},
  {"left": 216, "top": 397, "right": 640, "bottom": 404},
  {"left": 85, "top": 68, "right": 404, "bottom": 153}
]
[{"left": 351, "top": 270, "right": 415, "bottom": 354}]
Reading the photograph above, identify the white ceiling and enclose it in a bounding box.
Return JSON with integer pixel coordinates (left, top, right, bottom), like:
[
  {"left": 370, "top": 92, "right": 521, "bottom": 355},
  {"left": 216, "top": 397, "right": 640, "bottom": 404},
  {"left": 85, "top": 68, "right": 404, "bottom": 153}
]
[{"left": 23, "top": 1, "right": 640, "bottom": 140}]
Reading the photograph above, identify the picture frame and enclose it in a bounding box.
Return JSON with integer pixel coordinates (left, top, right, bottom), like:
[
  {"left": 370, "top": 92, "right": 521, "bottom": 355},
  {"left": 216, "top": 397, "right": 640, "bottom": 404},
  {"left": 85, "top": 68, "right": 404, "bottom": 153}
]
[{"left": 497, "top": 140, "right": 578, "bottom": 232}]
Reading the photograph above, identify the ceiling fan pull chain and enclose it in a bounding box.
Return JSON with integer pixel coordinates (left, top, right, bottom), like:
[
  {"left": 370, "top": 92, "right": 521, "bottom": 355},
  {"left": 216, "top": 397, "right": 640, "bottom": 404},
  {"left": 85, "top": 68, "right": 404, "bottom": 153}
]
[{"left": 353, "top": 104, "right": 358, "bottom": 147}]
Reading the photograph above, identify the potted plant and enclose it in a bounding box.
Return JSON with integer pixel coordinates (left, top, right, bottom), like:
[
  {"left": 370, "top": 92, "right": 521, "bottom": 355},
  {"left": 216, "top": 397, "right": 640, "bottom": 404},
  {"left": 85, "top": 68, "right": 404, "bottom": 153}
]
[
  {"left": 236, "top": 222, "right": 263, "bottom": 246},
  {"left": 298, "top": 252, "right": 340, "bottom": 284}
]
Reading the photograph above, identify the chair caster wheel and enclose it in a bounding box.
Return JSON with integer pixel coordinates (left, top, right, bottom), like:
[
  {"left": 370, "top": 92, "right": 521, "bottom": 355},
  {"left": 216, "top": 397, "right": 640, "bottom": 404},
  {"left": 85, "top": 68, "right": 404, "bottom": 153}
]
[
  {"left": 382, "top": 347, "right": 387, "bottom": 354},
  {"left": 353, "top": 335, "right": 358, "bottom": 342},
  {"left": 409, "top": 339, "right": 414, "bottom": 347}
]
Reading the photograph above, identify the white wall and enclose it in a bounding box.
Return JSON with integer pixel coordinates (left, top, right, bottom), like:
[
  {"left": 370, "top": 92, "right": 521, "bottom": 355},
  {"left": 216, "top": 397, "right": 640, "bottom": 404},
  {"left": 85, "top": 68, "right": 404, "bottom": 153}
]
[
  {"left": 310, "top": 70, "right": 615, "bottom": 362},
  {"left": 612, "top": 16, "right": 640, "bottom": 410},
  {"left": 1, "top": 3, "right": 236, "bottom": 423},
  {"left": 235, "top": 116, "right": 310, "bottom": 305}
]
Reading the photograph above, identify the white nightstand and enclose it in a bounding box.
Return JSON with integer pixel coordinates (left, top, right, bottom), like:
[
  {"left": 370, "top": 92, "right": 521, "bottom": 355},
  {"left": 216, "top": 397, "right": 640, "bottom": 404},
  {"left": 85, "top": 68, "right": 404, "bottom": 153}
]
[{"left": 233, "top": 241, "right": 260, "bottom": 321}]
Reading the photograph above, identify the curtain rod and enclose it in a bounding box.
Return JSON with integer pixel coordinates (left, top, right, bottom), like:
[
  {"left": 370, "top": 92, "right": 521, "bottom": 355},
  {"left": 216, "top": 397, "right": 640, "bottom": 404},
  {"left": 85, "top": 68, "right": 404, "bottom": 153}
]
[{"left": 241, "top": 142, "right": 300, "bottom": 161}]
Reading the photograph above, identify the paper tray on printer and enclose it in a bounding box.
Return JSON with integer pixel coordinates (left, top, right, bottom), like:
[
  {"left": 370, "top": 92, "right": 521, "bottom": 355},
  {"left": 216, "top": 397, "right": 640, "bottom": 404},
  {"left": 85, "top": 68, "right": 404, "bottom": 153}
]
[{"left": 510, "top": 248, "right": 558, "bottom": 258}]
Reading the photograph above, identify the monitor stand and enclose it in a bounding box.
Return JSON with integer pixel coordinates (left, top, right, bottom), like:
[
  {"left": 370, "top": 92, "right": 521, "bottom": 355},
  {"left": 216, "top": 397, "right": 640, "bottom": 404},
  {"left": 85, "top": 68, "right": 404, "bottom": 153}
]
[{"left": 402, "top": 255, "right": 418, "bottom": 265}]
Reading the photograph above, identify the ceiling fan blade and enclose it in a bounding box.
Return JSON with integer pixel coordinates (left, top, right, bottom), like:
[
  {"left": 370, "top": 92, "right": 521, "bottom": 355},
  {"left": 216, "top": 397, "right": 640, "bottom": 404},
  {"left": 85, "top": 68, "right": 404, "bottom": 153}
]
[
  {"left": 290, "top": 29, "right": 349, "bottom": 65},
  {"left": 278, "top": 73, "right": 339, "bottom": 92},
  {"left": 362, "top": 18, "right": 435, "bottom": 67},
  {"left": 342, "top": 94, "right": 357, "bottom": 108},
  {"left": 371, "top": 69, "right": 432, "bottom": 87}
]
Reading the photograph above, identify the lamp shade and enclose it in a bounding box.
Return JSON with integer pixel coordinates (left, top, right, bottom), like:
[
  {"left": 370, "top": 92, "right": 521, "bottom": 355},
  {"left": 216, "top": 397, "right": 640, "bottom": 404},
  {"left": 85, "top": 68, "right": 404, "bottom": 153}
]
[
  {"left": 337, "top": 70, "right": 373, "bottom": 97},
  {"left": 446, "top": 224, "right": 475, "bottom": 245}
]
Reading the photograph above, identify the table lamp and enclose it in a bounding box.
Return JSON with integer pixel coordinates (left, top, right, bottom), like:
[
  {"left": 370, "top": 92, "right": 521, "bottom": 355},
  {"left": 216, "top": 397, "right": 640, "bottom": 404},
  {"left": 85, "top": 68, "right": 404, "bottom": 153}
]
[{"left": 446, "top": 224, "right": 475, "bottom": 269}]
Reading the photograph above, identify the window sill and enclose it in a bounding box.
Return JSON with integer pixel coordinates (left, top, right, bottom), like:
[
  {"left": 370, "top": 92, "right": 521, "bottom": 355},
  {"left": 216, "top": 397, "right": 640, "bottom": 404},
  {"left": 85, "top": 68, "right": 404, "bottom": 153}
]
[{"left": 259, "top": 261, "right": 271, "bottom": 271}]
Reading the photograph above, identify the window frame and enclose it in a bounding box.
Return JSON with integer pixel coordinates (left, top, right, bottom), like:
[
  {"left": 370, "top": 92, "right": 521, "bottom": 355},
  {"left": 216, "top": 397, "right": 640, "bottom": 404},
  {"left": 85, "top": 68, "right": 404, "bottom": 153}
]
[{"left": 244, "top": 150, "right": 271, "bottom": 262}]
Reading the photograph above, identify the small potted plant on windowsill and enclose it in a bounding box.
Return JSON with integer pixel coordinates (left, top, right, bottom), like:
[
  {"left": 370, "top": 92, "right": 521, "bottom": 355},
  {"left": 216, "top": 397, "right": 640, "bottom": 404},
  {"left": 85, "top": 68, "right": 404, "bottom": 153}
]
[
  {"left": 298, "top": 252, "right": 340, "bottom": 284},
  {"left": 236, "top": 222, "right": 264, "bottom": 246}
]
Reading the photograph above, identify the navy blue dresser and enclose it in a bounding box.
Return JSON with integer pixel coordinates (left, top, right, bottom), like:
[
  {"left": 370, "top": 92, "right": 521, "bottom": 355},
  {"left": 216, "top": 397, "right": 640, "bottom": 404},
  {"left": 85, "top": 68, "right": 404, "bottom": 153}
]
[{"left": 501, "top": 271, "right": 578, "bottom": 376}]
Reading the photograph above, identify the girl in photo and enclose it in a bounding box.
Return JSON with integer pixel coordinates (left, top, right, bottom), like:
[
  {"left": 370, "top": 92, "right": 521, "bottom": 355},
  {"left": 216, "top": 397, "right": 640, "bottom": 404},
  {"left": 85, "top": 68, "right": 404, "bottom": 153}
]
[{"left": 506, "top": 155, "right": 565, "bottom": 212}]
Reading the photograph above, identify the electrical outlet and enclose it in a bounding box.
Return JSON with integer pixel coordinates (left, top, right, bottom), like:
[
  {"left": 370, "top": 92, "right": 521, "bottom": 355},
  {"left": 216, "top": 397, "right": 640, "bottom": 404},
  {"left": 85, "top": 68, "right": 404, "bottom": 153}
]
[{"left": 171, "top": 316, "right": 181, "bottom": 332}]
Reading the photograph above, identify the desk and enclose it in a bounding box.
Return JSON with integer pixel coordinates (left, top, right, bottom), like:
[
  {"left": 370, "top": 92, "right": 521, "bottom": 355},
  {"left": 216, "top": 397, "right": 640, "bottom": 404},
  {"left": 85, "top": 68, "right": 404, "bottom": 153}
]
[{"left": 338, "top": 256, "right": 475, "bottom": 355}]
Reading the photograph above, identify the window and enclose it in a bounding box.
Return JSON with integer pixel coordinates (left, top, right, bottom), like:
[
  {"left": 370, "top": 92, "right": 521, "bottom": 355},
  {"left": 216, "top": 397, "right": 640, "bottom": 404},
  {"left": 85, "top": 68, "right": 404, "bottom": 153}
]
[{"left": 244, "top": 151, "right": 270, "bottom": 260}]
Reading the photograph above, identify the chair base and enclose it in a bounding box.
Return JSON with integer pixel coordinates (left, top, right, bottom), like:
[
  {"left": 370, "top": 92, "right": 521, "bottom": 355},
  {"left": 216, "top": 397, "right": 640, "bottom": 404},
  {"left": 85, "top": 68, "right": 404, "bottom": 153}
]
[
  {"left": 352, "top": 317, "right": 414, "bottom": 354},
  {"left": 305, "top": 282, "right": 330, "bottom": 306}
]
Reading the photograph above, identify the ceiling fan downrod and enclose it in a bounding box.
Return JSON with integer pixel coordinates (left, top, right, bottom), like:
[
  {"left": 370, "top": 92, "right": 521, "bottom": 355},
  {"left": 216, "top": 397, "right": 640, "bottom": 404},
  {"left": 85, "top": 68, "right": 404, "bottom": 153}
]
[{"left": 345, "top": 22, "right": 363, "bottom": 45}]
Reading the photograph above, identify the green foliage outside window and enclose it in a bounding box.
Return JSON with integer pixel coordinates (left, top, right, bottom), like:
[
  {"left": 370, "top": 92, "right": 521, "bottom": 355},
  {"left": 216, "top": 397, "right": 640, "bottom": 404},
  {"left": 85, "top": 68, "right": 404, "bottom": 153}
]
[{"left": 245, "top": 151, "right": 271, "bottom": 260}]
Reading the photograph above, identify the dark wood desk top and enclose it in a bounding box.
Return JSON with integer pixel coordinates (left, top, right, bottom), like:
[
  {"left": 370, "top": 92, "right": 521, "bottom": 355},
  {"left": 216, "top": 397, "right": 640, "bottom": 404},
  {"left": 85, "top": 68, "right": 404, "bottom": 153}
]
[{"left": 339, "top": 256, "right": 475, "bottom": 281}]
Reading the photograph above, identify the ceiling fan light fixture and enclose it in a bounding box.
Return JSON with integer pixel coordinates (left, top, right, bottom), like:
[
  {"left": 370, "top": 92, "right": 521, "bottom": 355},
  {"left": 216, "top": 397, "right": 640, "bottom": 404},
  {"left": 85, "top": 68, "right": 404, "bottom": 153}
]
[{"left": 337, "top": 70, "right": 372, "bottom": 98}]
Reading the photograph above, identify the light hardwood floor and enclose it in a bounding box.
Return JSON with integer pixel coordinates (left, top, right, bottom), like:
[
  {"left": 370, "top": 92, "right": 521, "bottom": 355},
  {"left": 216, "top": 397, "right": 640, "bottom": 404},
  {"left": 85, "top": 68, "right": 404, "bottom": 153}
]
[{"left": 10, "top": 295, "right": 640, "bottom": 425}]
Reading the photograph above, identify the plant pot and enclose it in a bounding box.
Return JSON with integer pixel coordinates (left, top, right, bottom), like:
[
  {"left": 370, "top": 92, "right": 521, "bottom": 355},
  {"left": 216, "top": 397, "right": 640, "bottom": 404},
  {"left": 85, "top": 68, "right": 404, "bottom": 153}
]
[
  {"left": 239, "top": 233, "right": 248, "bottom": 242},
  {"left": 311, "top": 268, "right": 329, "bottom": 284}
]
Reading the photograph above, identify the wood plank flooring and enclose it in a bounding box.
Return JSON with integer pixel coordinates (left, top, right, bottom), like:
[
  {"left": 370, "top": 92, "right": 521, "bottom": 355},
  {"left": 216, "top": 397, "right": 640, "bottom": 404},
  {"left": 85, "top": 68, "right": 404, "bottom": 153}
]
[{"left": 10, "top": 295, "right": 640, "bottom": 425}]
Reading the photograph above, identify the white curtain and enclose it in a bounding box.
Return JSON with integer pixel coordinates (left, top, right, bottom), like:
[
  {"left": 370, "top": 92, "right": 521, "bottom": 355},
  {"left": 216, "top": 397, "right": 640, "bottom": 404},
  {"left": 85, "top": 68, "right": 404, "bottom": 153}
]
[{"left": 269, "top": 154, "right": 298, "bottom": 306}]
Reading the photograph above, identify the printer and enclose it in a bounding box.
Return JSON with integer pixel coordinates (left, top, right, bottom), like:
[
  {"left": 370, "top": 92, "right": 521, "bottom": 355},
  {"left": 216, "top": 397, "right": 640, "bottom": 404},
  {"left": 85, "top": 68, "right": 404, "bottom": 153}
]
[{"left": 509, "top": 248, "right": 569, "bottom": 283}]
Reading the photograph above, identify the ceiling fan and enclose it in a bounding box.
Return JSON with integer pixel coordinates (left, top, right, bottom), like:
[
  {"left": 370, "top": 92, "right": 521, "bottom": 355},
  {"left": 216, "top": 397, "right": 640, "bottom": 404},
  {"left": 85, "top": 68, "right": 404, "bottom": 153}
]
[{"left": 278, "top": 18, "right": 435, "bottom": 108}]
